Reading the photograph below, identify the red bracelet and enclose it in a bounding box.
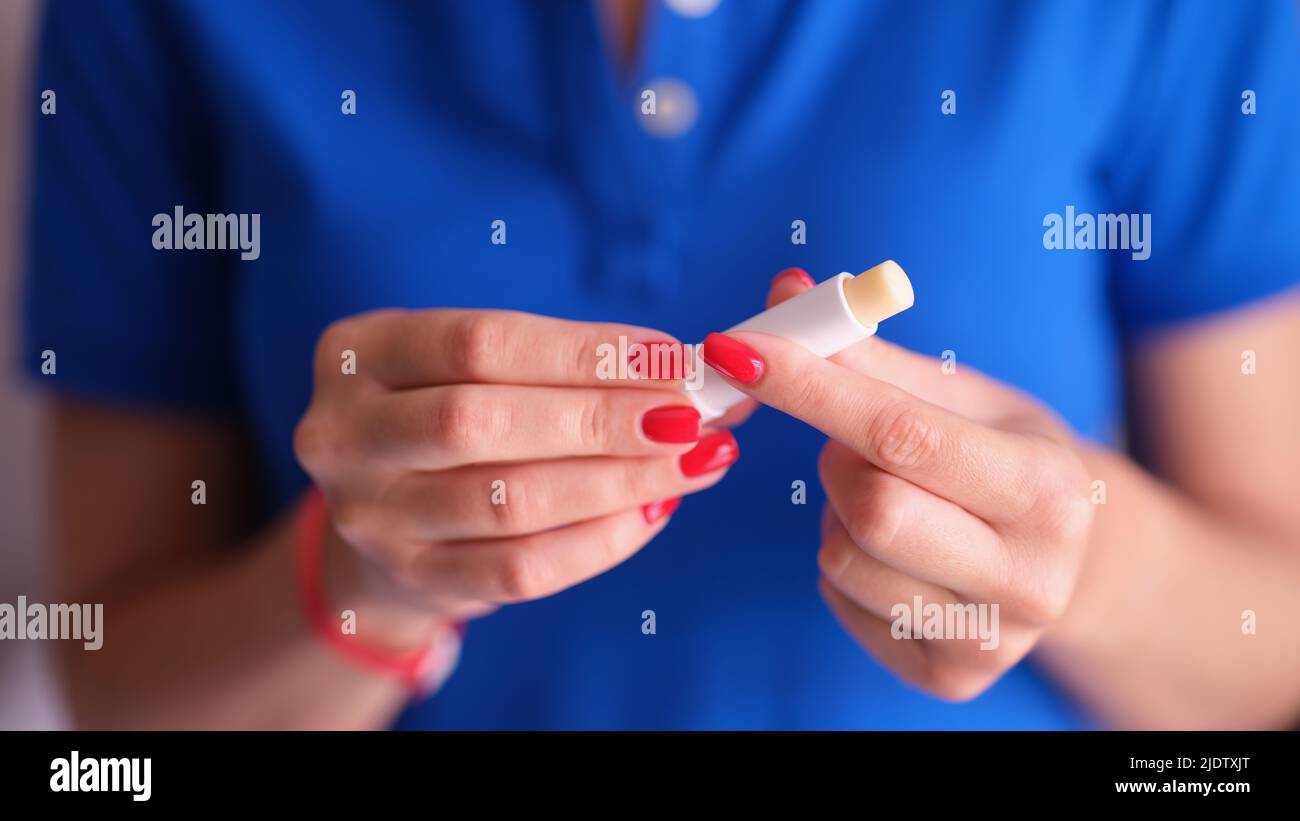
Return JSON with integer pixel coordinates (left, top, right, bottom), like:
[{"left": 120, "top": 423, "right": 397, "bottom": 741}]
[{"left": 296, "top": 486, "right": 444, "bottom": 693}]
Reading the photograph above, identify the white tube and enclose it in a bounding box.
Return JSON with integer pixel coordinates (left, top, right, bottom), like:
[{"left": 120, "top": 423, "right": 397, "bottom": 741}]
[{"left": 687, "top": 263, "right": 913, "bottom": 421}]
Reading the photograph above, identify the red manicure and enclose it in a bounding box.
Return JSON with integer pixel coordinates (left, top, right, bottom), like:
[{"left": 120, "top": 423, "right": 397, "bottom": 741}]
[
  {"left": 642, "top": 496, "right": 682, "bottom": 525},
  {"left": 772, "top": 267, "right": 815, "bottom": 290},
  {"left": 642, "top": 405, "right": 702, "bottom": 443},
  {"left": 680, "top": 429, "right": 740, "bottom": 477},
  {"left": 701, "top": 333, "right": 764, "bottom": 384},
  {"left": 628, "top": 338, "right": 683, "bottom": 380}
]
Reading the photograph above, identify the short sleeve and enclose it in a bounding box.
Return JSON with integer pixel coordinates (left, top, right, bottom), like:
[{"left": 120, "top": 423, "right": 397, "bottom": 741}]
[
  {"left": 22, "top": 1, "right": 238, "bottom": 411},
  {"left": 1104, "top": 0, "right": 1300, "bottom": 337}
]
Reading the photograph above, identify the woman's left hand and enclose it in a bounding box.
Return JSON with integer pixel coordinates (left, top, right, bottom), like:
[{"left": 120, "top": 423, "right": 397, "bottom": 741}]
[{"left": 701, "top": 269, "right": 1096, "bottom": 700}]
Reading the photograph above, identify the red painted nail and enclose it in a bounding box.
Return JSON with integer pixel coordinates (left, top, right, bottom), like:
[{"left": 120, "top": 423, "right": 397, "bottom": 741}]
[
  {"left": 701, "top": 333, "right": 764, "bottom": 384},
  {"left": 641, "top": 405, "right": 702, "bottom": 443},
  {"left": 772, "top": 267, "right": 815, "bottom": 290},
  {"left": 680, "top": 429, "right": 740, "bottom": 477},
  {"left": 628, "top": 338, "right": 684, "bottom": 380},
  {"left": 642, "top": 496, "right": 681, "bottom": 525}
]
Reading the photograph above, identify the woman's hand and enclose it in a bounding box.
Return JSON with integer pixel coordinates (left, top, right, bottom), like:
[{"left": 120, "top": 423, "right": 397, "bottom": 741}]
[
  {"left": 293, "top": 309, "right": 738, "bottom": 631},
  {"left": 700, "top": 270, "right": 1094, "bottom": 700}
]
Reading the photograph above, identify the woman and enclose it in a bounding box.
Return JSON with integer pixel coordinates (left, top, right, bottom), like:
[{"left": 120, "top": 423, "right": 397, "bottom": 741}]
[{"left": 24, "top": 0, "right": 1300, "bottom": 729}]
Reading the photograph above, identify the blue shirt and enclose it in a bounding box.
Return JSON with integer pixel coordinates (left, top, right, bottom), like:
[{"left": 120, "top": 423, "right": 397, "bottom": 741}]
[{"left": 25, "top": 0, "right": 1300, "bottom": 729}]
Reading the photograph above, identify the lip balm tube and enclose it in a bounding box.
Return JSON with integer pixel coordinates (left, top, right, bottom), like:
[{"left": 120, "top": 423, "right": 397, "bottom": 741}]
[{"left": 688, "top": 260, "right": 914, "bottom": 421}]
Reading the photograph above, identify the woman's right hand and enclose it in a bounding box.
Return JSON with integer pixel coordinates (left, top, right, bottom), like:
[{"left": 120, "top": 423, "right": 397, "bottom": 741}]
[{"left": 293, "top": 309, "right": 739, "bottom": 628}]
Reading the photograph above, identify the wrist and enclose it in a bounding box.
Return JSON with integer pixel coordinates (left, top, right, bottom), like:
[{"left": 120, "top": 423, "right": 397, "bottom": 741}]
[
  {"left": 324, "top": 522, "right": 452, "bottom": 652},
  {"left": 1040, "top": 446, "right": 1171, "bottom": 652},
  {"left": 297, "top": 488, "right": 458, "bottom": 692}
]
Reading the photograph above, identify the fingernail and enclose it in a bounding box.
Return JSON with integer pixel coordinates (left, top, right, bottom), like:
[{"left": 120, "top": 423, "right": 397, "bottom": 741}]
[
  {"left": 641, "top": 405, "right": 702, "bottom": 444},
  {"left": 642, "top": 496, "right": 682, "bottom": 525},
  {"left": 772, "top": 267, "right": 815, "bottom": 290},
  {"left": 628, "top": 338, "right": 682, "bottom": 380},
  {"left": 702, "top": 333, "right": 764, "bottom": 384},
  {"left": 680, "top": 429, "right": 740, "bottom": 477}
]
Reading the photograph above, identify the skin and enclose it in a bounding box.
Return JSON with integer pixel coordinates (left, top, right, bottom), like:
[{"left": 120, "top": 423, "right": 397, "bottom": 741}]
[
  {"left": 46, "top": 4, "right": 1300, "bottom": 729},
  {"left": 725, "top": 277, "right": 1096, "bottom": 701},
  {"left": 728, "top": 273, "right": 1300, "bottom": 729},
  {"left": 53, "top": 311, "right": 737, "bottom": 728},
  {"left": 296, "top": 310, "right": 735, "bottom": 612},
  {"left": 597, "top": 0, "right": 647, "bottom": 74},
  {"left": 51, "top": 278, "right": 1300, "bottom": 729}
]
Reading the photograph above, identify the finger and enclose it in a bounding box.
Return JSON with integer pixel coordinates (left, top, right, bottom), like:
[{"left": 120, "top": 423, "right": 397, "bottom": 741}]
[
  {"left": 817, "top": 510, "right": 960, "bottom": 623},
  {"left": 832, "top": 337, "right": 1050, "bottom": 426},
  {"left": 818, "top": 441, "right": 1008, "bottom": 597},
  {"left": 821, "top": 566, "right": 1024, "bottom": 701},
  {"left": 820, "top": 502, "right": 839, "bottom": 541},
  {"left": 706, "top": 330, "right": 1048, "bottom": 522},
  {"left": 410, "top": 505, "right": 674, "bottom": 603},
  {"left": 757, "top": 266, "right": 1053, "bottom": 426},
  {"left": 760, "top": 267, "right": 1014, "bottom": 421},
  {"left": 712, "top": 397, "right": 759, "bottom": 428},
  {"left": 697, "top": 263, "right": 808, "bottom": 431},
  {"left": 346, "top": 309, "right": 683, "bottom": 389},
  {"left": 697, "top": 267, "right": 811, "bottom": 431},
  {"left": 818, "top": 579, "right": 998, "bottom": 701},
  {"left": 375, "top": 595, "right": 498, "bottom": 625},
  {"left": 377, "top": 442, "right": 737, "bottom": 540},
  {"left": 365, "top": 385, "right": 705, "bottom": 470},
  {"left": 817, "top": 578, "right": 932, "bottom": 690},
  {"left": 766, "top": 266, "right": 816, "bottom": 308}
]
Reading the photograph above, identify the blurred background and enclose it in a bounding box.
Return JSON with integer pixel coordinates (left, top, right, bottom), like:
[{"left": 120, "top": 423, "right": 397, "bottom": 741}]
[{"left": 0, "top": 0, "right": 66, "bottom": 729}]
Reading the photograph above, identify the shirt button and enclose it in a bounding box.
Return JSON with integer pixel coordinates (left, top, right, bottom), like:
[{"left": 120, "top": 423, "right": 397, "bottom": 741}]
[
  {"left": 636, "top": 77, "right": 699, "bottom": 139},
  {"left": 665, "top": 0, "right": 721, "bottom": 17}
]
